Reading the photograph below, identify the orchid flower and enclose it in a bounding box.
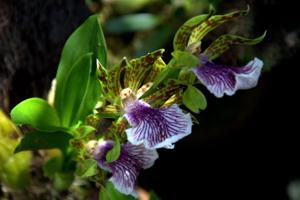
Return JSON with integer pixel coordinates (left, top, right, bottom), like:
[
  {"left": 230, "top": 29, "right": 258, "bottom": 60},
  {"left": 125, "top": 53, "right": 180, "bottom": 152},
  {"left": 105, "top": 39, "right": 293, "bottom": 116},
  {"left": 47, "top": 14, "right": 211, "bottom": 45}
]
[
  {"left": 121, "top": 88, "right": 192, "bottom": 149},
  {"left": 191, "top": 55, "right": 263, "bottom": 97},
  {"left": 94, "top": 140, "right": 158, "bottom": 196},
  {"left": 96, "top": 49, "right": 192, "bottom": 150}
]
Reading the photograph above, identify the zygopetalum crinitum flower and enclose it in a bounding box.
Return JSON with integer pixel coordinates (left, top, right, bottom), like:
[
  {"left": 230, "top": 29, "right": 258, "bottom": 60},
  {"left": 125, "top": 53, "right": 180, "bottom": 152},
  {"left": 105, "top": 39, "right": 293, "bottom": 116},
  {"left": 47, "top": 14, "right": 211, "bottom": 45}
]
[{"left": 87, "top": 6, "right": 266, "bottom": 197}]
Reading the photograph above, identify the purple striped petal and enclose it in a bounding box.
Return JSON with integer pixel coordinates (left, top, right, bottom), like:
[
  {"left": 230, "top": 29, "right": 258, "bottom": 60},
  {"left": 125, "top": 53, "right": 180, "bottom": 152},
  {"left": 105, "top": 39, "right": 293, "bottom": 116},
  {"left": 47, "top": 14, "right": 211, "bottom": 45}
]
[
  {"left": 124, "top": 101, "right": 192, "bottom": 149},
  {"left": 192, "top": 56, "right": 263, "bottom": 97},
  {"left": 94, "top": 141, "right": 158, "bottom": 196}
]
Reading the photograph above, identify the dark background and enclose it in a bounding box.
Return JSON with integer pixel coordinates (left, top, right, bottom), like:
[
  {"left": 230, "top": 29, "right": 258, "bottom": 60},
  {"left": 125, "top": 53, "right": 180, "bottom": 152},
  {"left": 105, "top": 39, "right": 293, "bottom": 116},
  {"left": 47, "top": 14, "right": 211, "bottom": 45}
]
[{"left": 0, "top": 0, "right": 299, "bottom": 199}]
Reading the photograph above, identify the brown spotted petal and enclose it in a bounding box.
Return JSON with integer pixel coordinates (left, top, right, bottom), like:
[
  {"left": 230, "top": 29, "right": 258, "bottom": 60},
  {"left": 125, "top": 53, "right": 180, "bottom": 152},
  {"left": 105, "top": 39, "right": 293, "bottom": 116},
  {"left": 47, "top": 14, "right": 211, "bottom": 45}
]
[{"left": 124, "top": 49, "right": 165, "bottom": 92}]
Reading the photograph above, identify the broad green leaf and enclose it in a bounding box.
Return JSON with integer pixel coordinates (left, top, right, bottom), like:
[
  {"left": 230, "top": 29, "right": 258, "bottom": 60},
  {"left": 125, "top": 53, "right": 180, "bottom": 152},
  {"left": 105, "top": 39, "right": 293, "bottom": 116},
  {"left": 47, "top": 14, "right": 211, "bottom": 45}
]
[
  {"left": 76, "top": 159, "right": 98, "bottom": 177},
  {"left": 124, "top": 49, "right": 164, "bottom": 92},
  {"left": 106, "top": 13, "right": 161, "bottom": 34},
  {"left": 188, "top": 6, "right": 249, "bottom": 46},
  {"left": 15, "top": 131, "right": 73, "bottom": 153},
  {"left": 43, "top": 156, "right": 63, "bottom": 179},
  {"left": 171, "top": 50, "right": 200, "bottom": 68},
  {"left": 106, "top": 137, "right": 121, "bottom": 163},
  {"left": 99, "top": 181, "right": 135, "bottom": 200},
  {"left": 173, "top": 14, "right": 209, "bottom": 51},
  {"left": 57, "top": 53, "right": 101, "bottom": 127},
  {"left": 11, "top": 98, "right": 61, "bottom": 131},
  {"left": 204, "top": 31, "right": 267, "bottom": 60},
  {"left": 183, "top": 85, "right": 207, "bottom": 113},
  {"left": 55, "top": 14, "right": 107, "bottom": 121}
]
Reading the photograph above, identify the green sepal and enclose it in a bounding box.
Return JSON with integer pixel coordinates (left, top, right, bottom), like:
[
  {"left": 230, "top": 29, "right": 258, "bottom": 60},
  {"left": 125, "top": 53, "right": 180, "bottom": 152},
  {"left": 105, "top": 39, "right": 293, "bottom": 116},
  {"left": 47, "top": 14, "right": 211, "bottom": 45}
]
[
  {"left": 204, "top": 31, "right": 267, "bottom": 60},
  {"left": 188, "top": 6, "right": 249, "bottom": 46},
  {"left": 144, "top": 80, "right": 182, "bottom": 108},
  {"left": 140, "top": 61, "right": 181, "bottom": 99},
  {"left": 124, "top": 49, "right": 165, "bottom": 92},
  {"left": 173, "top": 14, "right": 210, "bottom": 51},
  {"left": 97, "top": 58, "right": 126, "bottom": 104},
  {"left": 144, "top": 57, "right": 167, "bottom": 83}
]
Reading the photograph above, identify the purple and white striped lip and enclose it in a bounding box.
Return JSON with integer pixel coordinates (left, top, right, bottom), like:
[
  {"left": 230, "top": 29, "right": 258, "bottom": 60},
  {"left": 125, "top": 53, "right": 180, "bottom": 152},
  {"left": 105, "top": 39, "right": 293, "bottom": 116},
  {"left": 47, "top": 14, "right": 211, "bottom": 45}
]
[
  {"left": 94, "top": 140, "right": 158, "bottom": 197},
  {"left": 124, "top": 100, "right": 192, "bottom": 149},
  {"left": 192, "top": 55, "right": 263, "bottom": 98}
]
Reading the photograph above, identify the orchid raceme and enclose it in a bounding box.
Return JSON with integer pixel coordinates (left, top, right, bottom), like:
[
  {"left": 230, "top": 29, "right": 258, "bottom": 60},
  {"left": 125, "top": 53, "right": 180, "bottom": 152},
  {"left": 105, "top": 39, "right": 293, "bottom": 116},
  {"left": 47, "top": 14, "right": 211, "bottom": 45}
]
[
  {"left": 94, "top": 140, "right": 158, "bottom": 196},
  {"left": 9, "top": 7, "right": 266, "bottom": 198}
]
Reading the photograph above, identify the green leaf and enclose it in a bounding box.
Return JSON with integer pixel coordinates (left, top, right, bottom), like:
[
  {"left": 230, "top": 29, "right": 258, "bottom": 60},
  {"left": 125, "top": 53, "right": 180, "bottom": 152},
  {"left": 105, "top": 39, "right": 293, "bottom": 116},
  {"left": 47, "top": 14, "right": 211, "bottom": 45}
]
[
  {"left": 76, "top": 159, "right": 98, "bottom": 177},
  {"left": 183, "top": 85, "right": 207, "bottom": 113},
  {"left": 43, "top": 156, "right": 63, "bottom": 179},
  {"left": 99, "top": 181, "right": 135, "bottom": 200},
  {"left": 171, "top": 50, "right": 200, "bottom": 68},
  {"left": 106, "top": 137, "right": 121, "bottom": 163},
  {"left": 106, "top": 13, "right": 161, "bottom": 34},
  {"left": 15, "top": 131, "right": 73, "bottom": 153},
  {"left": 204, "top": 31, "right": 267, "bottom": 60},
  {"left": 173, "top": 14, "right": 209, "bottom": 51},
  {"left": 188, "top": 6, "right": 249, "bottom": 46},
  {"left": 55, "top": 14, "right": 106, "bottom": 123},
  {"left": 57, "top": 53, "right": 101, "bottom": 127},
  {"left": 11, "top": 98, "right": 61, "bottom": 131}
]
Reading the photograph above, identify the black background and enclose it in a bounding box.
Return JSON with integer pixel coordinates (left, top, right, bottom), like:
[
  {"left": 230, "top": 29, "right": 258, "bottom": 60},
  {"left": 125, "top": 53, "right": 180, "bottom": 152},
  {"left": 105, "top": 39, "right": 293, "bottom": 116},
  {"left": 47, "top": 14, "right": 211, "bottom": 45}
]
[{"left": 1, "top": 0, "right": 299, "bottom": 199}]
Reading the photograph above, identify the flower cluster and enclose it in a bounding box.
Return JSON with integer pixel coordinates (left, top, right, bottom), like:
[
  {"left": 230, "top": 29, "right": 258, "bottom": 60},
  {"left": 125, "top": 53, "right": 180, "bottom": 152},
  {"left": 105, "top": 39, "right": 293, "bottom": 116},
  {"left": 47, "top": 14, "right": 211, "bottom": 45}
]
[
  {"left": 8, "top": 6, "right": 265, "bottom": 198},
  {"left": 93, "top": 49, "right": 193, "bottom": 196},
  {"left": 89, "top": 7, "right": 265, "bottom": 197}
]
